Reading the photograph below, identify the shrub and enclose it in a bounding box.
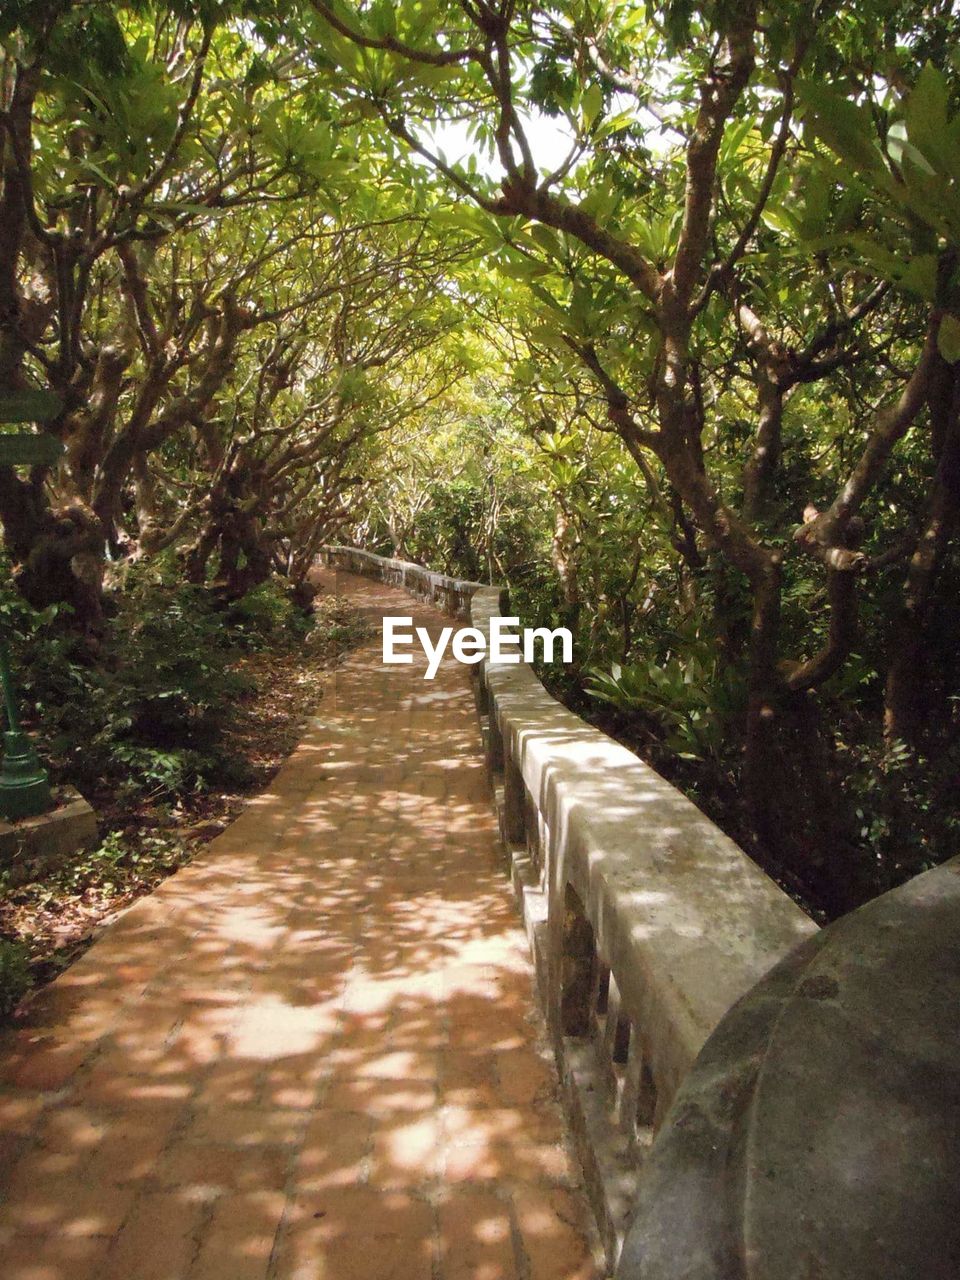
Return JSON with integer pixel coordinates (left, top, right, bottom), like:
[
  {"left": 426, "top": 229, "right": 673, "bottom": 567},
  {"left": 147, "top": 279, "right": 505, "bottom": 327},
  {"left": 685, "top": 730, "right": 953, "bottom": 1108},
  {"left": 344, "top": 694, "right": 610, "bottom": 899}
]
[
  {"left": 109, "top": 582, "right": 253, "bottom": 748},
  {"left": 4, "top": 568, "right": 256, "bottom": 803},
  {"left": 225, "top": 578, "right": 313, "bottom": 650},
  {"left": 585, "top": 627, "right": 745, "bottom": 767},
  {"left": 47, "top": 828, "right": 194, "bottom": 897},
  {"left": 307, "top": 597, "right": 373, "bottom": 660},
  {"left": 1, "top": 563, "right": 363, "bottom": 808}
]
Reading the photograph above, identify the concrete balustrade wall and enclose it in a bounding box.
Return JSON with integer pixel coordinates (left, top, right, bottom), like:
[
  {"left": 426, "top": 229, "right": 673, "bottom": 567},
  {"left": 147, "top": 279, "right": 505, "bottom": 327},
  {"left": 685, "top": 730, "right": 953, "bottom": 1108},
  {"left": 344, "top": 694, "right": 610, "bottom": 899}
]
[
  {"left": 320, "top": 545, "right": 485, "bottom": 619},
  {"left": 320, "top": 547, "right": 818, "bottom": 1267}
]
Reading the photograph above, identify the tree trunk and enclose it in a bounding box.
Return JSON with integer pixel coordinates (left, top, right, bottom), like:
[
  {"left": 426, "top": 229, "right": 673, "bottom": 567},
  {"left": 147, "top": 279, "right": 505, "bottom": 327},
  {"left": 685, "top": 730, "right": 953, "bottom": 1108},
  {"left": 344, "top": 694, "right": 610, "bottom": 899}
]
[
  {"left": 0, "top": 470, "right": 104, "bottom": 630},
  {"left": 884, "top": 357, "right": 960, "bottom": 747},
  {"left": 551, "top": 502, "right": 581, "bottom": 635}
]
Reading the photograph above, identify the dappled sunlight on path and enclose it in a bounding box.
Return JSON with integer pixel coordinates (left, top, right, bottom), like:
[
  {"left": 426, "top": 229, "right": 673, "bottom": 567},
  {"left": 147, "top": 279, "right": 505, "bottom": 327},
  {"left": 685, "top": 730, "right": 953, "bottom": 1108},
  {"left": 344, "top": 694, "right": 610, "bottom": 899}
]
[{"left": 0, "top": 568, "right": 602, "bottom": 1280}]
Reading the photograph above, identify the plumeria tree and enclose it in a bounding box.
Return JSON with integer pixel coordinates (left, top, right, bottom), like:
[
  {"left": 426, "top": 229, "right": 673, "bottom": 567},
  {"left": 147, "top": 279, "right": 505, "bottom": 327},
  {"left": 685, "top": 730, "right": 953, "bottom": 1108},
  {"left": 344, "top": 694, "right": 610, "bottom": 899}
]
[
  {"left": 298, "top": 0, "right": 960, "bottom": 910},
  {"left": 3, "top": 0, "right": 959, "bottom": 912},
  {"left": 0, "top": 1, "right": 474, "bottom": 625}
]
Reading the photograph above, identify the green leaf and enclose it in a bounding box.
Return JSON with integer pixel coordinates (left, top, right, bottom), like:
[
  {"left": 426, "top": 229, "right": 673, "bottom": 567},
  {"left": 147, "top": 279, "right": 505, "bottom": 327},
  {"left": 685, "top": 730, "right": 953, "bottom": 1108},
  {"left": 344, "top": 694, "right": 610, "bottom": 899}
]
[
  {"left": 528, "top": 321, "right": 570, "bottom": 353},
  {"left": 0, "top": 432, "right": 63, "bottom": 466},
  {"left": 595, "top": 110, "right": 636, "bottom": 140},
  {"left": 761, "top": 204, "right": 802, "bottom": 236},
  {"left": 581, "top": 83, "right": 603, "bottom": 131},
  {"left": 886, "top": 122, "right": 935, "bottom": 177},
  {"left": 79, "top": 158, "right": 118, "bottom": 188},
  {"left": 905, "top": 62, "right": 948, "bottom": 147},
  {"left": 529, "top": 224, "right": 563, "bottom": 258},
  {"left": 527, "top": 282, "right": 565, "bottom": 313},
  {"left": 800, "top": 175, "right": 830, "bottom": 237},
  {"left": 898, "top": 254, "right": 938, "bottom": 301},
  {"left": 801, "top": 81, "right": 884, "bottom": 176}
]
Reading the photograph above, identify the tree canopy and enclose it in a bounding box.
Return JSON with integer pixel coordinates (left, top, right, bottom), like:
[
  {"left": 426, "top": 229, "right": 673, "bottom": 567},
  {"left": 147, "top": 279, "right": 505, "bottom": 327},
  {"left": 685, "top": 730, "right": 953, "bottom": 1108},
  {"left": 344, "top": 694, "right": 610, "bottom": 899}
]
[{"left": 3, "top": 0, "right": 960, "bottom": 916}]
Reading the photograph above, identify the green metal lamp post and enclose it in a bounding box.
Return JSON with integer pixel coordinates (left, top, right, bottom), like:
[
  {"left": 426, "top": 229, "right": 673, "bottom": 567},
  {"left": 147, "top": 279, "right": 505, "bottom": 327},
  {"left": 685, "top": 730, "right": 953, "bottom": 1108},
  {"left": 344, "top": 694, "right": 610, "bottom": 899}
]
[
  {"left": 0, "top": 389, "right": 63, "bottom": 821},
  {"left": 0, "top": 635, "right": 52, "bottom": 819}
]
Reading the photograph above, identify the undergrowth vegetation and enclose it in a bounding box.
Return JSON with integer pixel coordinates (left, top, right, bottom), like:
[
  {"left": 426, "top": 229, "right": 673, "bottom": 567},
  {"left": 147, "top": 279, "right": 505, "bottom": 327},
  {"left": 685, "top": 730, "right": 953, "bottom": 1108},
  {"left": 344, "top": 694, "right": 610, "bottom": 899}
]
[
  {"left": 0, "top": 567, "right": 370, "bottom": 1017},
  {"left": 3, "top": 1, "right": 960, "bottom": 957},
  {"left": 387, "top": 448, "right": 960, "bottom": 920},
  {"left": 4, "top": 566, "right": 294, "bottom": 801}
]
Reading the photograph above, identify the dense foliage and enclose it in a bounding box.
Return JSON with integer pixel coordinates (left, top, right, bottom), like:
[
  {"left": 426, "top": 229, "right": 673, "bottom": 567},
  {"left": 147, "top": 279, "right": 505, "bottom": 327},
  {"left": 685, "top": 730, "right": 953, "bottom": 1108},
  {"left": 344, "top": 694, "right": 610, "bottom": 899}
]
[
  {"left": 3, "top": 0, "right": 960, "bottom": 919},
  {"left": 0, "top": 558, "right": 340, "bottom": 801}
]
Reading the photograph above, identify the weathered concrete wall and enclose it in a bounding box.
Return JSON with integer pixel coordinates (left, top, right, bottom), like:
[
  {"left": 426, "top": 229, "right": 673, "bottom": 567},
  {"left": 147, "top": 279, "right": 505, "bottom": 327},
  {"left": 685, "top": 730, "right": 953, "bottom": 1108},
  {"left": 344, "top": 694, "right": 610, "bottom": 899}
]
[
  {"left": 321, "top": 546, "right": 818, "bottom": 1266},
  {"left": 319, "top": 546, "right": 486, "bottom": 619},
  {"left": 0, "top": 786, "right": 98, "bottom": 887},
  {"left": 617, "top": 855, "right": 960, "bottom": 1280}
]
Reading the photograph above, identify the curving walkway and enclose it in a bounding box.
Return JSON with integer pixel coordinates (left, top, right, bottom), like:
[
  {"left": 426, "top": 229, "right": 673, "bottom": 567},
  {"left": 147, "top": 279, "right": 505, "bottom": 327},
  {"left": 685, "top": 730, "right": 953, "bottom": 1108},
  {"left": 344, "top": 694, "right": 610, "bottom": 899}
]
[{"left": 0, "top": 568, "right": 603, "bottom": 1280}]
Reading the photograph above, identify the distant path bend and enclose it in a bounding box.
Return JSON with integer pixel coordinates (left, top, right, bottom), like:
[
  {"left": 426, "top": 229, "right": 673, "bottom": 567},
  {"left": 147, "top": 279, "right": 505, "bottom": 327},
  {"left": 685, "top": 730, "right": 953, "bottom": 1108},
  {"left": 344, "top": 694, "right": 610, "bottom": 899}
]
[{"left": 0, "top": 566, "right": 603, "bottom": 1280}]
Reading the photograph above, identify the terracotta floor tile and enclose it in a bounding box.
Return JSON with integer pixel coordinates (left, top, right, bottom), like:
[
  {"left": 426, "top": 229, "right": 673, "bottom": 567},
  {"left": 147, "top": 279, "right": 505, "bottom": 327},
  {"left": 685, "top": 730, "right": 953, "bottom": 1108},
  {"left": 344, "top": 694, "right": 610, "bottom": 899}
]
[
  {"left": 190, "top": 1190, "right": 286, "bottom": 1280},
  {"left": 367, "top": 1112, "right": 442, "bottom": 1187},
  {"left": 321, "top": 1077, "right": 437, "bottom": 1116},
  {"left": 72, "top": 1069, "right": 194, "bottom": 1110},
  {"left": 512, "top": 1187, "right": 601, "bottom": 1280},
  {"left": 33, "top": 1105, "right": 110, "bottom": 1153},
  {"left": 442, "top": 1140, "right": 576, "bottom": 1186},
  {"left": 1, "top": 1232, "right": 111, "bottom": 1280},
  {"left": 495, "top": 1051, "right": 558, "bottom": 1109},
  {"left": 1, "top": 1037, "right": 90, "bottom": 1092},
  {"left": 195, "top": 1060, "right": 263, "bottom": 1108},
  {"left": 0, "top": 1091, "right": 46, "bottom": 1134},
  {"left": 0, "top": 569, "right": 601, "bottom": 1280},
  {"left": 276, "top": 1186, "right": 436, "bottom": 1277},
  {"left": 439, "top": 1187, "right": 518, "bottom": 1280},
  {"left": 0, "top": 1155, "right": 138, "bottom": 1237},
  {"left": 155, "top": 1141, "right": 290, "bottom": 1194},
  {"left": 274, "top": 1222, "right": 434, "bottom": 1280},
  {"left": 100, "top": 1190, "right": 207, "bottom": 1280},
  {"left": 351, "top": 1049, "right": 439, "bottom": 1083},
  {"left": 184, "top": 1105, "right": 306, "bottom": 1148},
  {"left": 292, "top": 1111, "right": 373, "bottom": 1191},
  {"left": 83, "top": 1108, "right": 185, "bottom": 1184},
  {"left": 439, "top": 1052, "right": 501, "bottom": 1109},
  {"left": 442, "top": 1105, "right": 564, "bottom": 1149}
]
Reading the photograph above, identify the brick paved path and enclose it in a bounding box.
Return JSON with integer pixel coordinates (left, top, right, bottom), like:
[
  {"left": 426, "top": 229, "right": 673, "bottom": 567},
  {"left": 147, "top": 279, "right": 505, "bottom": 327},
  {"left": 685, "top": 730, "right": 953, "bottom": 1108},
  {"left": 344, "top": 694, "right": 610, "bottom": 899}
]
[{"left": 0, "top": 568, "right": 603, "bottom": 1280}]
